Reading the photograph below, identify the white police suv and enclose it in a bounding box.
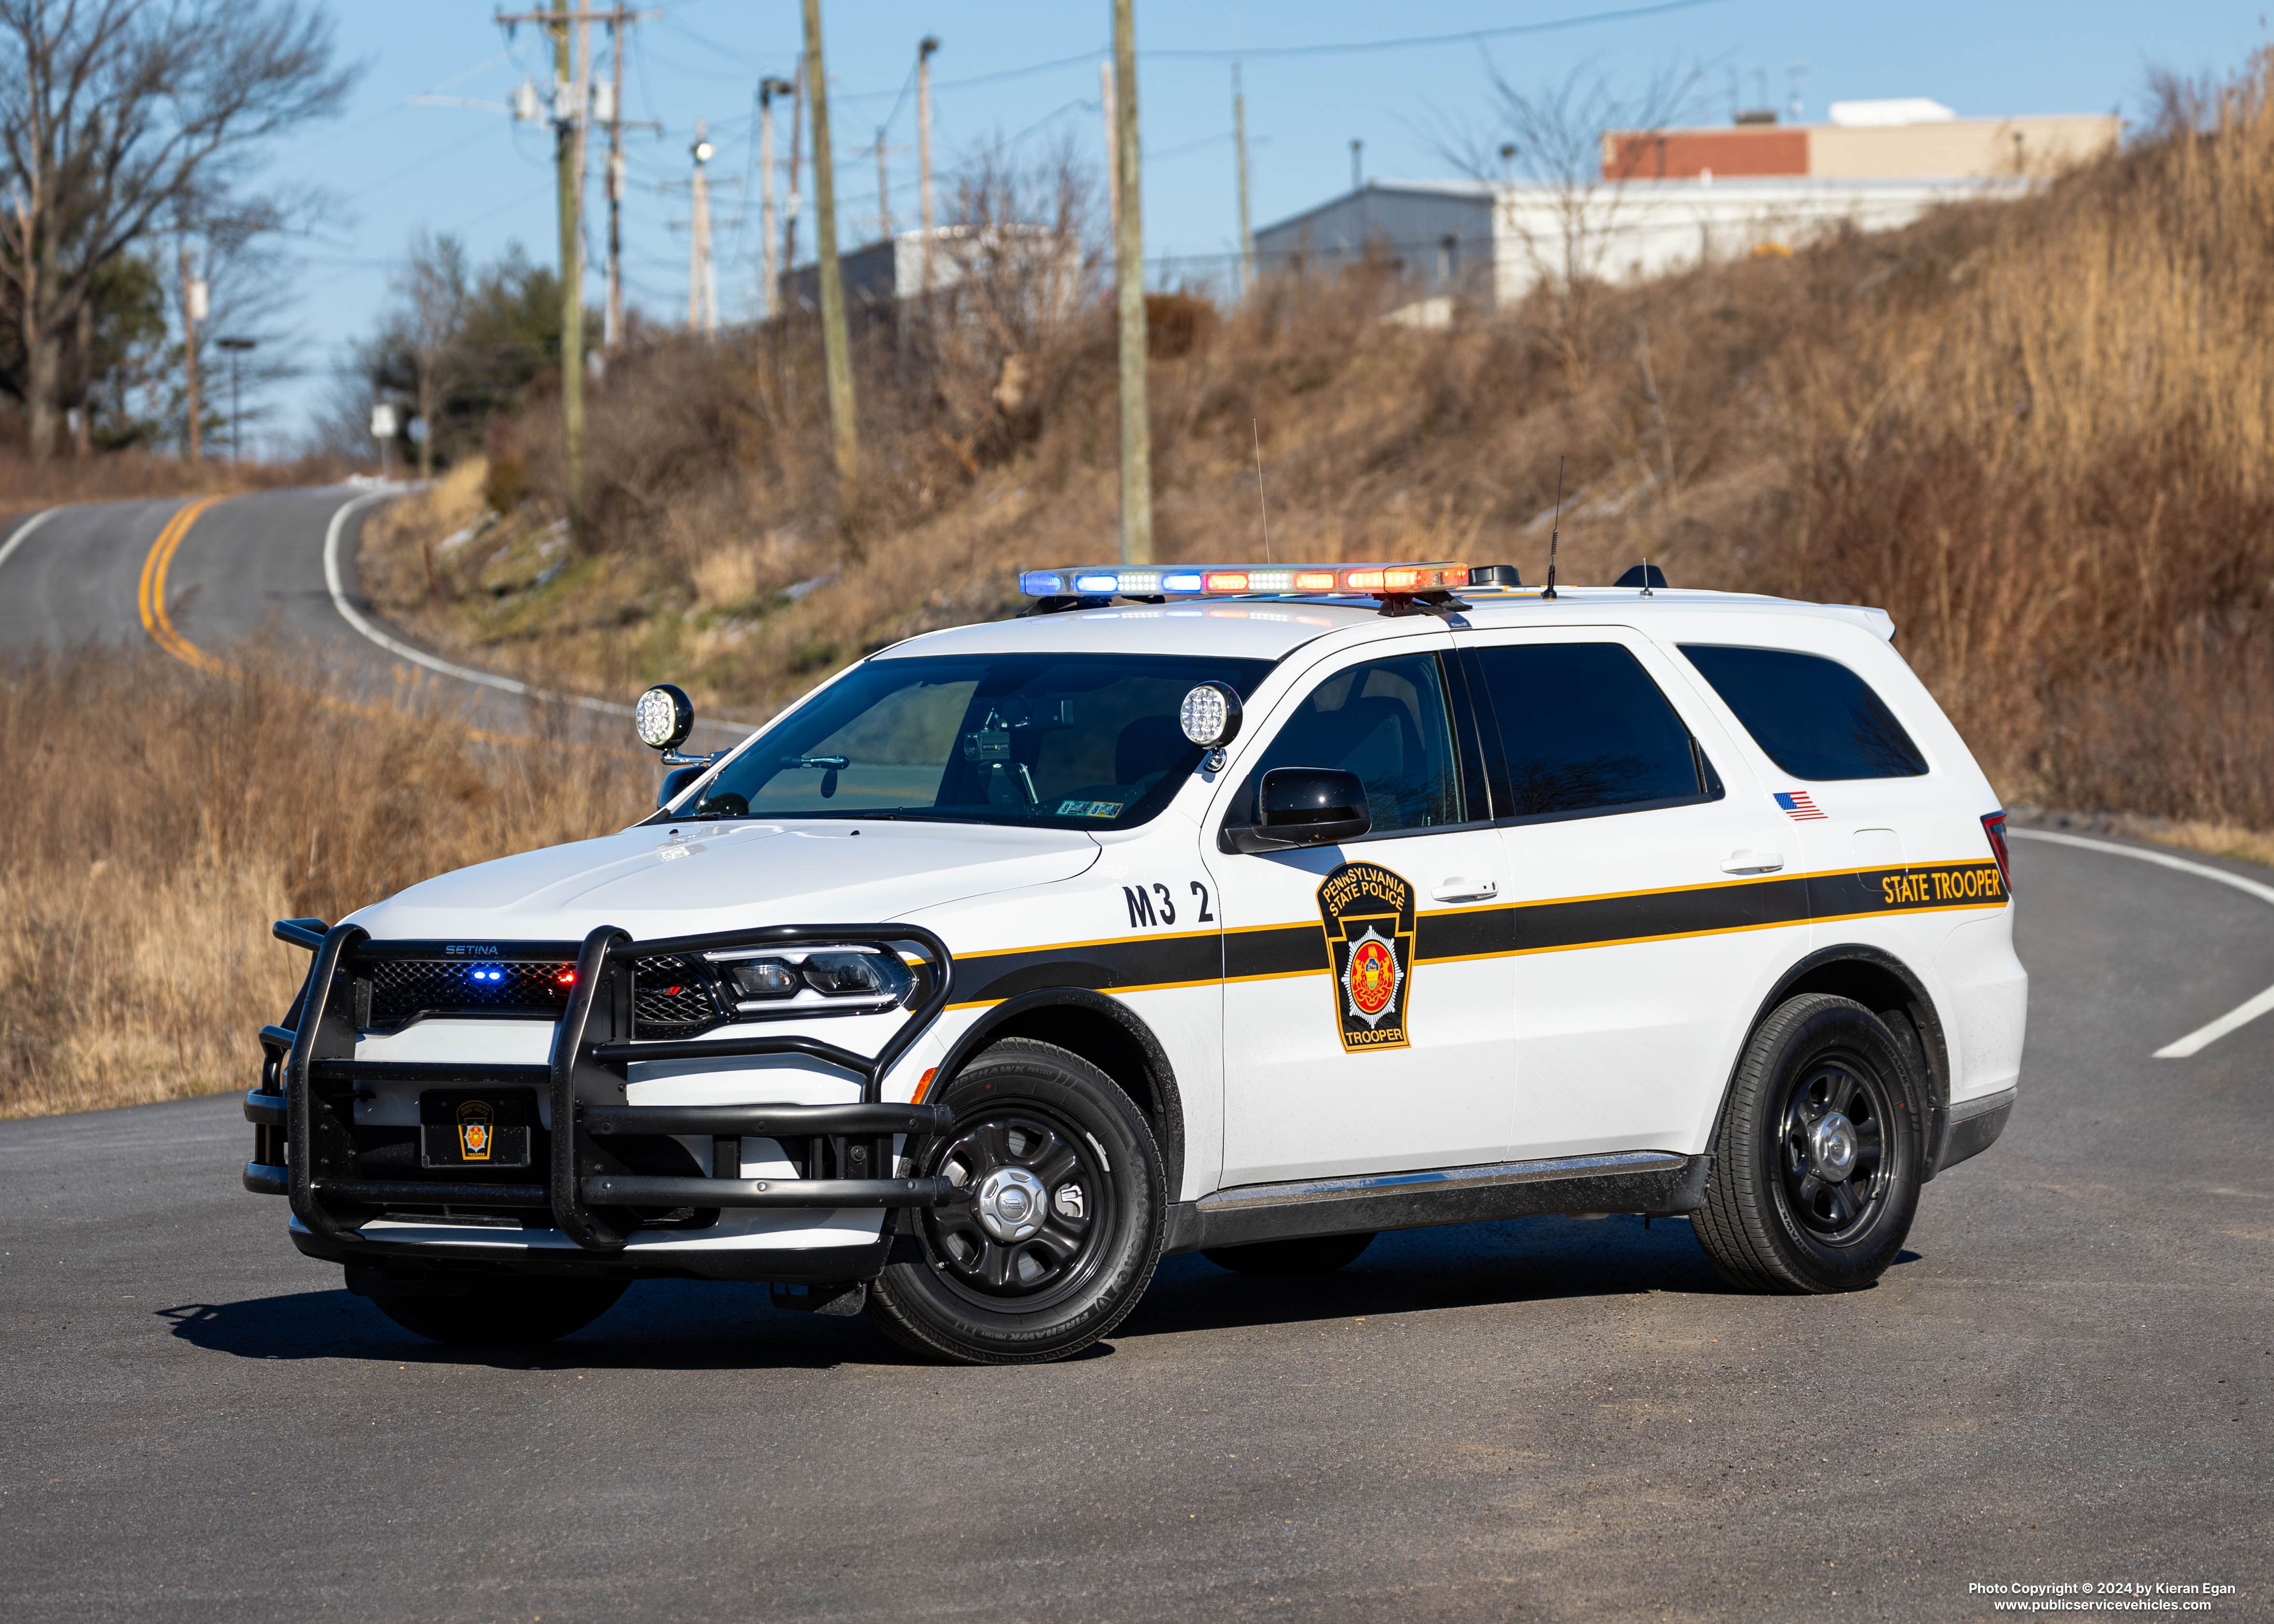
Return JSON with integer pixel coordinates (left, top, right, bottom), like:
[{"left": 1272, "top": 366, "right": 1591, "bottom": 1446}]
[{"left": 243, "top": 560, "right": 2025, "bottom": 1363}]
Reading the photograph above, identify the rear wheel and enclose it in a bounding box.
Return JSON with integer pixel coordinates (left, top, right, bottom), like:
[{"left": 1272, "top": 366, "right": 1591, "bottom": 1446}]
[
  {"left": 866, "top": 1038, "right": 1164, "bottom": 1364},
  {"left": 1694, "top": 993, "right": 1923, "bottom": 1294},
  {"left": 1204, "top": 1232, "right": 1375, "bottom": 1274},
  {"left": 366, "top": 1279, "right": 628, "bottom": 1347}
]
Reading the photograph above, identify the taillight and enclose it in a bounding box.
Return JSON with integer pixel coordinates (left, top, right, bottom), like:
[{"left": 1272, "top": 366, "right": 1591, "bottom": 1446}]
[{"left": 1981, "top": 811, "right": 2013, "bottom": 894}]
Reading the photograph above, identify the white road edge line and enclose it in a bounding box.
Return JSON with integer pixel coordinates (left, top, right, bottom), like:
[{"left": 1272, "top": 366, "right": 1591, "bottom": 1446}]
[
  {"left": 2010, "top": 827, "right": 2274, "bottom": 1058},
  {"left": 318, "top": 488, "right": 745, "bottom": 736},
  {"left": 0, "top": 504, "right": 63, "bottom": 572}
]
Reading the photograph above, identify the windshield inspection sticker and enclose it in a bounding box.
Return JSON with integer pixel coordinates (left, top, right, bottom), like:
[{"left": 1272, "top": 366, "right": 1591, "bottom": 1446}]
[
  {"left": 1316, "top": 861, "right": 1417, "bottom": 1052},
  {"left": 1056, "top": 799, "right": 1124, "bottom": 819}
]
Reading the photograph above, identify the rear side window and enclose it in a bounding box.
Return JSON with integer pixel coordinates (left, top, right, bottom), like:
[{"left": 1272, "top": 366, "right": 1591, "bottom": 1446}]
[
  {"left": 1467, "top": 642, "right": 1714, "bottom": 818},
  {"left": 1679, "top": 645, "right": 1928, "bottom": 780}
]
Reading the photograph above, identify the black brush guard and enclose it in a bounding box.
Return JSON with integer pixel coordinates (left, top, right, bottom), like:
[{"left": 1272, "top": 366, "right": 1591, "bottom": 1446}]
[{"left": 246, "top": 918, "right": 959, "bottom": 1255}]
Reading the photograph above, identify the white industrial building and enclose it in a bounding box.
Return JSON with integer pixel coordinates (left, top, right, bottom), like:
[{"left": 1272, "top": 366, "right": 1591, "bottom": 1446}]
[{"left": 1253, "top": 101, "right": 2120, "bottom": 315}]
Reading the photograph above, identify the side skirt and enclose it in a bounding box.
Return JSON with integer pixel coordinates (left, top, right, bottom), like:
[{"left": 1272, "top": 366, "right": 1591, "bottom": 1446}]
[{"left": 1163, "top": 1150, "right": 1713, "bottom": 1254}]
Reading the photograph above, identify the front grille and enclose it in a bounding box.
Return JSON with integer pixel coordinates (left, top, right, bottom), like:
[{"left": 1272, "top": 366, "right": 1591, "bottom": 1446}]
[
  {"left": 632, "top": 954, "right": 723, "bottom": 1037},
  {"left": 366, "top": 958, "right": 576, "bottom": 1028}
]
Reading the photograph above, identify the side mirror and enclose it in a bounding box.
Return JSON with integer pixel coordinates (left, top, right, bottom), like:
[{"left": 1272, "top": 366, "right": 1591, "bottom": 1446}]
[{"left": 1223, "top": 766, "right": 1372, "bottom": 853}]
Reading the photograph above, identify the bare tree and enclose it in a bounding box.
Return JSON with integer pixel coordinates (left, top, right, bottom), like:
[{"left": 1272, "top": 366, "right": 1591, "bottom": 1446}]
[
  {"left": 391, "top": 230, "right": 469, "bottom": 479},
  {"left": 0, "top": 1, "right": 353, "bottom": 459},
  {"left": 1430, "top": 60, "right": 1691, "bottom": 347}
]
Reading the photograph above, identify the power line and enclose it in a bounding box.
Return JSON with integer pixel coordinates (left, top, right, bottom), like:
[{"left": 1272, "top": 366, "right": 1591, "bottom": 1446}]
[{"left": 1141, "top": 0, "right": 1732, "bottom": 60}]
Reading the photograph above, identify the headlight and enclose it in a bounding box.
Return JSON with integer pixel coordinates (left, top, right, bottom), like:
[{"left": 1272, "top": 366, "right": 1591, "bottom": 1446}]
[
  {"left": 802, "top": 951, "right": 913, "bottom": 1004},
  {"left": 723, "top": 958, "right": 799, "bottom": 1001}
]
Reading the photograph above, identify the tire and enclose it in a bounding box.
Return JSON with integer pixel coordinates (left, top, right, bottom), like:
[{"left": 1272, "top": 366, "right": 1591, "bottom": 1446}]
[
  {"left": 1203, "top": 1232, "right": 1376, "bottom": 1275},
  {"left": 866, "top": 1037, "right": 1165, "bottom": 1365},
  {"left": 367, "top": 1279, "right": 629, "bottom": 1347},
  {"left": 1694, "top": 993, "right": 1924, "bottom": 1294}
]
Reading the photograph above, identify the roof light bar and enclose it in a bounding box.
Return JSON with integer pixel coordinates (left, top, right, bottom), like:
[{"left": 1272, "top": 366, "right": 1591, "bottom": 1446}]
[{"left": 1018, "top": 562, "right": 1470, "bottom": 600}]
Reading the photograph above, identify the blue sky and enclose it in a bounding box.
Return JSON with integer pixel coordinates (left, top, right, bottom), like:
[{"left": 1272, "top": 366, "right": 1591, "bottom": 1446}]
[{"left": 268, "top": 0, "right": 2265, "bottom": 444}]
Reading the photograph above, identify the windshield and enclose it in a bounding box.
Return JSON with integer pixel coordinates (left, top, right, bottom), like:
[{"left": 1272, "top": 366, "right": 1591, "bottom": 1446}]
[{"left": 682, "top": 652, "right": 1275, "bottom": 829}]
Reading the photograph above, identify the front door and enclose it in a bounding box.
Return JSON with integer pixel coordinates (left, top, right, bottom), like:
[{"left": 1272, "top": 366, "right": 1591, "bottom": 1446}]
[{"left": 1206, "top": 640, "right": 1514, "bottom": 1187}]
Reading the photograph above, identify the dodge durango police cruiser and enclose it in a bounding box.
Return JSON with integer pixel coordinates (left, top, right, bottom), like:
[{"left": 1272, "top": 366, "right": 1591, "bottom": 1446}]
[{"left": 243, "top": 559, "right": 2025, "bottom": 1363}]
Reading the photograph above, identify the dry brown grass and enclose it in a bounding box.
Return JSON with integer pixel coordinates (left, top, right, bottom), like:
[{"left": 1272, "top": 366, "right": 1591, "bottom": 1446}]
[
  {"left": 0, "top": 642, "right": 650, "bottom": 1118},
  {"left": 358, "top": 52, "right": 2274, "bottom": 836}
]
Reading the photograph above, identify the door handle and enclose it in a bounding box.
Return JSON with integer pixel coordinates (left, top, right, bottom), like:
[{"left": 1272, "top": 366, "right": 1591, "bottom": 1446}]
[
  {"left": 1433, "top": 877, "right": 1499, "bottom": 901},
  {"left": 1721, "top": 850, "right": 1785, "bottom": 875}
]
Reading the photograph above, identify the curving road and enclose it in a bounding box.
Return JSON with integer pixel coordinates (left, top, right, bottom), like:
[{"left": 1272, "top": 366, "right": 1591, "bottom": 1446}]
[
  {"left": 0, "top": 496, "right": 2269, "bottom": 1619},
  {"left": 0, "top": 487, "right": 745, "bottom": 744}
]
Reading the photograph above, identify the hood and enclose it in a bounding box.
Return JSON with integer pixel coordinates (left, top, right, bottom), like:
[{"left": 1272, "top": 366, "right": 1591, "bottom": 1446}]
[{"left": 346, "top": 820, "right": 1100, "bottom": 944}]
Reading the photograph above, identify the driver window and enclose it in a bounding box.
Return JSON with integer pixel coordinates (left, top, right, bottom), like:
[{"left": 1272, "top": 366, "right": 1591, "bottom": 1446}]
[{"left": 1243, "top": 652, "right": 1464, "bottom": 835}]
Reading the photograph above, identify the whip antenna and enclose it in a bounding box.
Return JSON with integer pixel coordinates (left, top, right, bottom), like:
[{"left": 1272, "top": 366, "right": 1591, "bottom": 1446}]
[
  {"left": 1543, "top": 455, "right": 1564, "bottom": 600},
  {"left": 1253, "top": 418, "right": 1272, "bottom": 564}
]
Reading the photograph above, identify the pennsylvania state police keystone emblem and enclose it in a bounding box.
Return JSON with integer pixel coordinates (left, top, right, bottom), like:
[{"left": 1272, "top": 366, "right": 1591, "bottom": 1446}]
[{"left": 1315, "top": 861, "right": 1417, "bottom": 1053}]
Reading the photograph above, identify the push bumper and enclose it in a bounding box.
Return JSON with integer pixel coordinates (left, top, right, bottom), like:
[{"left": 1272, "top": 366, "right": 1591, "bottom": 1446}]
[{"left": 247, "top": 917, "right": 960, "bottom": 1277}]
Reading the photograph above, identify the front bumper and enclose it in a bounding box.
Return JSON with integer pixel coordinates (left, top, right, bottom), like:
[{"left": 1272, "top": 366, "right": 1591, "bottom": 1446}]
[{"left": 245, "top": 917, "right": 959, "bottom": 1280}]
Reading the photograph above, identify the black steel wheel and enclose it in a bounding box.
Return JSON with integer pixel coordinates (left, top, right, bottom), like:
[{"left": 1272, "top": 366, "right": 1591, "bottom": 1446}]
[
  {"left": 1694, "top": 993, "right": 1923, "bottom": 1294},
  {"left": 1203, "top": 1232, "right": 1376, "bottom": 1274},
  {"left": 866, "top": 1037, "right": 1164, "bottom": 1364},
  {"left": 365, "top": 1279, "right": 628, "bottom": 1347}
]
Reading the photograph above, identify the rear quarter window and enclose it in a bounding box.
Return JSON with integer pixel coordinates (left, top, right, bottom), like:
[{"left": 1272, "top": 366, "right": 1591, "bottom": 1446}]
[{"left": 1678, "top": 644, "right": 1929, "bottom": 781}]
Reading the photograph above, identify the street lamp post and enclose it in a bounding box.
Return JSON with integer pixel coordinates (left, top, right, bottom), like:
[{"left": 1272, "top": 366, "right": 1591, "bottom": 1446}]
[{"left": 216, "top": 336, "right": 256, "bottom": 464}]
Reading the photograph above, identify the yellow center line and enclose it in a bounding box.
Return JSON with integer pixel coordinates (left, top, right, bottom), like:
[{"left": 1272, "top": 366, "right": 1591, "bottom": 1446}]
[
  {"left": 133, "top": 495, "right": 617, "bottom": 754},
  {"left": 136, "top": 496, "right": 233, "bottom": 676}
]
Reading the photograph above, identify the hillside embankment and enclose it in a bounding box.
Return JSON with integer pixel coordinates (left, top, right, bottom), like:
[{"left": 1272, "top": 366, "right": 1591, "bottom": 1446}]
[{"left": 363, "top": 57, "right": 2274, "bottom": 848}]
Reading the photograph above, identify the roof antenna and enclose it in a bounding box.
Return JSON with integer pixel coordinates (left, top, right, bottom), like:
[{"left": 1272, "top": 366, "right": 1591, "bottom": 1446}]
[
  {"left": 1542, "top": 455, "right": 1564, "bottom": 600},
  {"left": 1252, "top": 418, "right": 1272, "bottom": 564},
  {"left": 1640, "top": 552, "right": 1653, "bottom": 596}
]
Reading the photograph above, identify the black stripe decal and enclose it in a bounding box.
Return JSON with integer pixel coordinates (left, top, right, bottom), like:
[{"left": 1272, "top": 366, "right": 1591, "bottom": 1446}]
[{"left": 947, "top": 861, "right": 2005, "bottom": 1004}]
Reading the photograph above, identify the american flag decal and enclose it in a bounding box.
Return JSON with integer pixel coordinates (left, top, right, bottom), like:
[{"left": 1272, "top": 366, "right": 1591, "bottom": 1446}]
[{"left": 1774, "top": 791, "right": 1826, "bottom": 821}]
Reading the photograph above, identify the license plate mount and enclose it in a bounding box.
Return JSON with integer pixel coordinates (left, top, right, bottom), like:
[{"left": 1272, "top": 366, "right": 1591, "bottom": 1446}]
[{"left": 418, "top": 1087, "right": 537, "bottom": 1169}]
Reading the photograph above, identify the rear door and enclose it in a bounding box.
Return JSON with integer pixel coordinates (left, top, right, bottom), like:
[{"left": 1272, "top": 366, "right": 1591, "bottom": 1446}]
[
  {"left": 1204, "top": 636, "right": 1515, "bottom": 1186},
  {"left": 1457, "top": 626, "right": 1802, "bottom": 1160}
]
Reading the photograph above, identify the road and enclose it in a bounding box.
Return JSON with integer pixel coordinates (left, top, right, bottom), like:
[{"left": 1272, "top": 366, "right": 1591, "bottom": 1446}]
[
  {"left": 1, "top": 495, "right": 2268, "bottom": 1619},
  {"left": 0, "top": 835, "right": 2264, "bottom": 1620},
  {"left": 0, "top": 488, "right": 745, "bottom": 744}
]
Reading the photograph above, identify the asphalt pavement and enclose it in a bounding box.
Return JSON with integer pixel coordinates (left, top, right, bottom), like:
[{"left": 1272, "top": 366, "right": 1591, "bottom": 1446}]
[
  {"left": 0, "top": 833, "right": 2267, "bottom": 1621},
  {"left": 0, "top": 495, "right": 2267, "bottom": 1620}
]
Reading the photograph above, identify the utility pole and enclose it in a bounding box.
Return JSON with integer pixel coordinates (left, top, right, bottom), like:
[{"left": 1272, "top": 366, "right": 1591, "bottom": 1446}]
[
  {"left": 874, "top": 127, "right": 891, "bottom": 240},
  {"left": 1351, "top": 138, "right": 1363, "bottom": 192},
  {"left": 689, "top": 120, "right": 717, "bottom": 332},
  {"left": 803, "top": 0, "right": 859, "bottom": 518},
  {"left": 1111, "top": 0, "right": 1151, "bottom": 566},
  {"left": 1233, "top": 62, "right": 1254, "bottom": 300},
  {"left": 217, "top": 336, "right": 256, "bottom": 465},
  {"left": 783, "top": 59, "right": 804, "bottom": 289},
  {"left": 918, "top": 36, "right": 937, "bottom": 294},
  {"left": 495, "top": 1, "right": 591, "bottom": 537},
  {"left": 179, "top": 238, "right": 205, "bottom": 462},
  {"left": 1100, "top": 60, "right": 1118, "bottom": 246},
  {"left": 605, "top": 14, "right": 627, "bottom": 347},
  {"left": 759, "top": 76, "right": 792, "bottom": 318}
]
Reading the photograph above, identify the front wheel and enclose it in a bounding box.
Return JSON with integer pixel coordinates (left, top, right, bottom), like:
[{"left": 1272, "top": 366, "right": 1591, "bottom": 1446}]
[
  {"left": 1694, "top": 993, "right": 1924, "bottom": 1294},
  {"left": 866, "top": 1038, "right": 1165, "bottom": 1364}
]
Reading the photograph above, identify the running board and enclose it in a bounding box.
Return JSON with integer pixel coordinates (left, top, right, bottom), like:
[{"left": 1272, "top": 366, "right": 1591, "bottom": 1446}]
[{"left": 1163, "top": 1151, "right": 1712, "bottom": 1254}]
